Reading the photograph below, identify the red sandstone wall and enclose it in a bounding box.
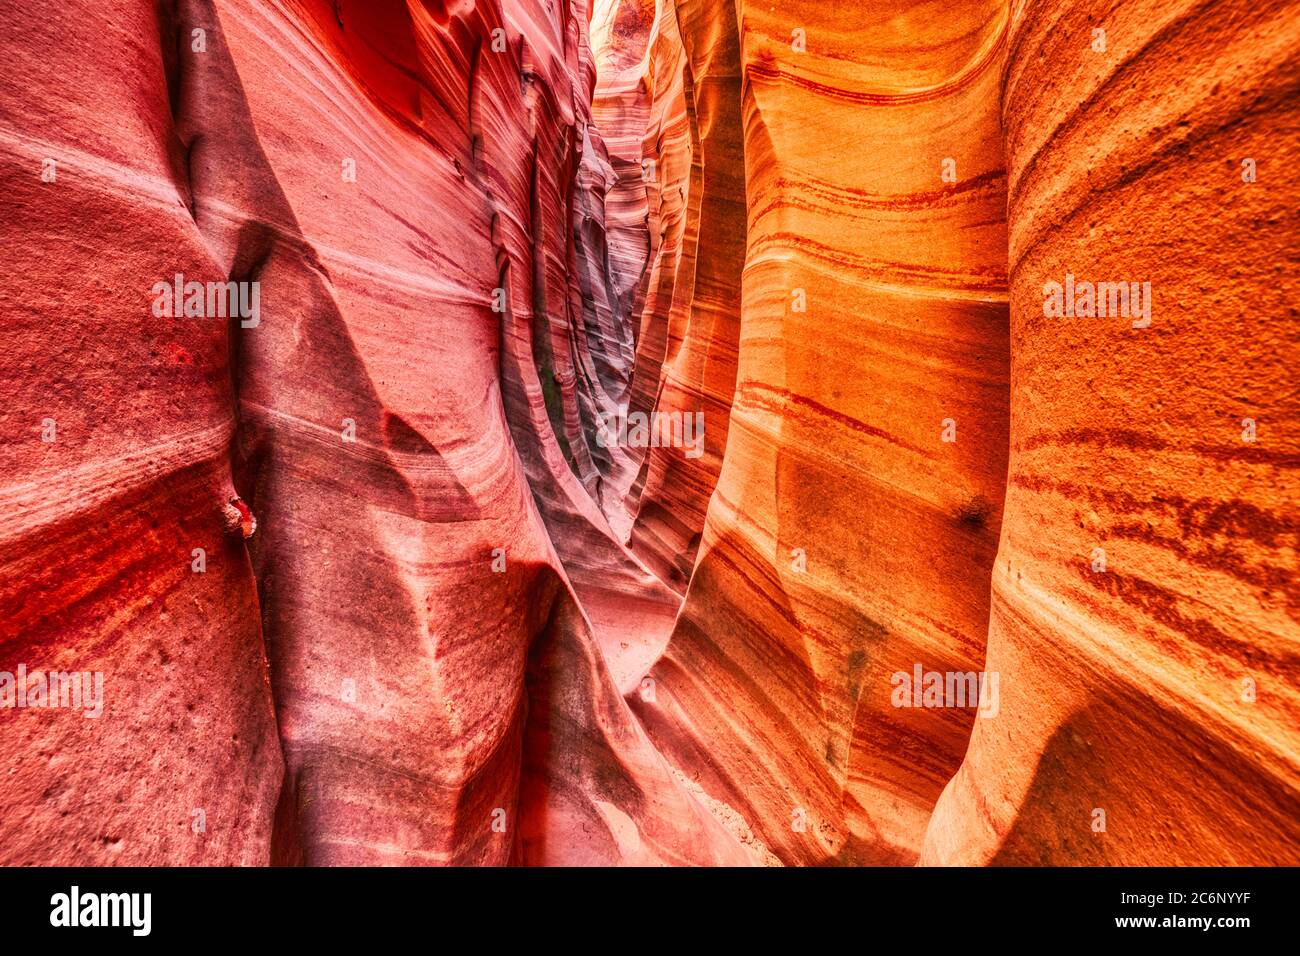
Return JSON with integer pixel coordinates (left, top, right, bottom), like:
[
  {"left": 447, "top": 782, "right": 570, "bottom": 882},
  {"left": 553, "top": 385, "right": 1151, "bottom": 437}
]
[
  {"left": 0, "top": 0, "right": 748, "bottom": 867},
  {"left": 0, "top": 0, "right": 1295, "bottom": 867}
]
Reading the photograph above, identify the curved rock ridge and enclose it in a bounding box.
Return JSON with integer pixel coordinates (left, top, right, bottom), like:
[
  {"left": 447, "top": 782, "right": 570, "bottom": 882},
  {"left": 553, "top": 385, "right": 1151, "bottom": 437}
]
[
  {"left": 0, "top": 0, "right": 753, "bottom": 867},
  {"left": 631, "top": 0, "right": 1014, "bottom": 865},
  {"left": 0, "top": 0, "right": 1295, "bottom": 868},
  {"left": 920, "top": 0, "right": 1300, "bottom": 865},
  {"left": 621, "top": 0, "right": 746, "bottom": 593}
]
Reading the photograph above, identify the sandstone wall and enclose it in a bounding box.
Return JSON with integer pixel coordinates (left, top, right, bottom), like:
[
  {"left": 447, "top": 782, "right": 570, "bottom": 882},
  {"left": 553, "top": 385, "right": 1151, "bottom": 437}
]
[
  {"left": 921, "top": 0, "right": 1300, "bottom": 865},
  {"left": 1, "top": 0, "right": 1295, "bottom": 867}
]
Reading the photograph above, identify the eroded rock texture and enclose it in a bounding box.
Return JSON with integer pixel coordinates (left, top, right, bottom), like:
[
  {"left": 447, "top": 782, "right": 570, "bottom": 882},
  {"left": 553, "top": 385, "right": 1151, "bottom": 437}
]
[
  {"left": 920, "top": 0, "right": 1300, "bottom": 865},
  {"left": 633, "top": 0, "right": 1013, "bottom": 866},
  {"left": 0, "top": 0, "right": 747, "bottom": 867},
  {"left": 0, "top": 0, "right": 1296, "bottom": 867}
]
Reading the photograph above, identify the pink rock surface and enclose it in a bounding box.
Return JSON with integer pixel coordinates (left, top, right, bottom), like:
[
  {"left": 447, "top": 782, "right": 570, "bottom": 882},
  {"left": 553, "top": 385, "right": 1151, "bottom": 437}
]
[
  {"left": 0, "top": 0, "right": 753, "bottom": 866},
  {"left": 1, "top": 0, "right": 1295, "bottom": 868}
]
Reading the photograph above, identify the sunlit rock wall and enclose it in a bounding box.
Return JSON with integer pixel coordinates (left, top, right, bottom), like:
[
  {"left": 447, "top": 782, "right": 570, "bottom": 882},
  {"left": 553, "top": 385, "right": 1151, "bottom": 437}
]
[
  {"left": 630, "top": 0, "right": 1012, "bottom": 865},
  {"left": 624, "top": 0, "right": 746, "bottom": 590},
  {"left": 920, "top": 0, "right": 1300, "bottom": 865},
  {"left": 1, "top": 0, "right": 1295, "bottom": 868}
]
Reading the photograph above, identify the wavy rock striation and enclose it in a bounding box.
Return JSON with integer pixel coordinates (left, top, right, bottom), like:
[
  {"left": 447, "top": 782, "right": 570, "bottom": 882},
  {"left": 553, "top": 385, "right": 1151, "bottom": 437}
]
[
  {"left": 0, "top": 0, "right": 1295, "bottom": 867},
  {"left": 920, "top": 0, "right": 1300, "bottom": 865},
  {"left": 631, "top": 0, "right": 1013, "bottom": 865},
  {"left": 0, "top": 0, "right": 750, "bottom": 867}
]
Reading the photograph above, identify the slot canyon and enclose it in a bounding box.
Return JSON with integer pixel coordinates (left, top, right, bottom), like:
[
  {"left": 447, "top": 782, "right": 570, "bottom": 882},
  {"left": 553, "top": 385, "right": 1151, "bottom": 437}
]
[{"left": 0, "top": 0, "right": 1297, "bottom": 867}]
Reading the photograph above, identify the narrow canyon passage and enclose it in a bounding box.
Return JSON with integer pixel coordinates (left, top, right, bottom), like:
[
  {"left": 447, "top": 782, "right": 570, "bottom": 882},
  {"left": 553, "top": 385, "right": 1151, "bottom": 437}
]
[{"left": 0, "top": 0, "right": 1296, "bottom": 868}]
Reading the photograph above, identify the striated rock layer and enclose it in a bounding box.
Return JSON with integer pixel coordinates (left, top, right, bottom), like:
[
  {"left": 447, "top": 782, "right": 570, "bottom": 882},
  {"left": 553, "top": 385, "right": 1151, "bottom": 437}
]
[
  {"left": 0, "top": 0, "right": 284, "bottom": 865},
  {"left": 0, "top": 0, "right": 1296, "bottom": 867},
  {"left": 624, "top": 0, "right": 746, "bottom": 591},
  {"left": 632, "top": 0, "right": 1013, "bottom": 865},
  {"left": 920, "top": 0, "right": 1300, "bottom": 865},
  {"left": 0, "top": 0, "right": 751, "bottom": 867}
]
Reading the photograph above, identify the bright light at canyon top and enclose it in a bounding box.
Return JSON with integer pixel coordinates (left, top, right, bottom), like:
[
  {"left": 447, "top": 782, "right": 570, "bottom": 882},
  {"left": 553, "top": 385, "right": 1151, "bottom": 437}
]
[{"left": 592, "top": 0, "right": 657, "bottom": 74}]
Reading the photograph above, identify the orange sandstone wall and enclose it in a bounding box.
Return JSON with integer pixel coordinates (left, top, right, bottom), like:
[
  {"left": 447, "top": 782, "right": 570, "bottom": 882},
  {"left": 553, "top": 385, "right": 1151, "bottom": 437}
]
[
  {"left": 625, "top": 0, "right": 746, "bottom": 590},
  {"left": 632, "top": 0, "right": 1012, "bottom": 865},
  {"left": 920, "top": 0, "right": 1300, "bottom": 865},
  {"left": 1, "top": 0, "right": 1296, "bottom": 869},
  {"left": 622, "top": 0, "right": 696, "bottom": 526}
]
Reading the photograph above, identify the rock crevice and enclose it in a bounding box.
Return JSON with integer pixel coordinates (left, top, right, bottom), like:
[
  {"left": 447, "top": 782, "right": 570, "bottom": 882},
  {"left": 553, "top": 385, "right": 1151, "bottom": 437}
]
[{"left": 0, "top": 0, "right": 1295, "bottom": 866}]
